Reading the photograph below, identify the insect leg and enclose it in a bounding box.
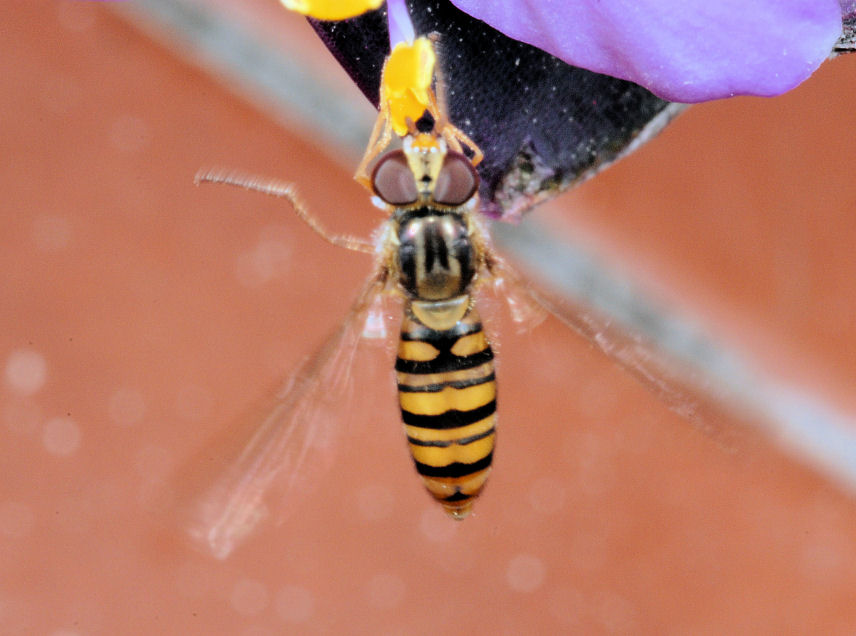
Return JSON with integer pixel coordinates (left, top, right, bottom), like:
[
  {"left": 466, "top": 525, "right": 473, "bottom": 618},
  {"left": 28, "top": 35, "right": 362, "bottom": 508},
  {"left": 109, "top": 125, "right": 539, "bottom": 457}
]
[
  {"left": 354, "top": 105, "right": 395, "bottom": 191},
  {"left": 195, "top": 170, "right": 375, "bottom": 254}
]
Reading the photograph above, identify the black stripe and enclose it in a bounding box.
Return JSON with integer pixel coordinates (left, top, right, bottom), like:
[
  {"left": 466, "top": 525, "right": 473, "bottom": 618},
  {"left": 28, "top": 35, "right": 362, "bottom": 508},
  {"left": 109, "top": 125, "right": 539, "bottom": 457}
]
[
  {"left": 407, "top": 425, "right": 494, "bottom": 447},
  {"left": 397, "top": 372, "right": 496, "bottom": 393},
  {"left": 398, "top": 207, "right": 468, "bottom": 222},
  {"left": 400, "top": 320, "right": 480, "bottom": 343},
  {"left": 395, "top": 347, "right": 493, "bottom": 374},
  {"left": 398, "top": 206, "right": 445, "bottom": 221},
  {"left": 457, "top": 426, "right": 496, "bottom": 446},
  {"left": 401, "top": 399, "right": 496, "bottom": 429},
  {"left": 443, "top": 490, "right": 472, "bottom": 502},
  {"left": 423, "top": 222, "right": 449, "bottom": 272},
  {"left": 414, "top": 452, "right": 493, "bottom": 478}
]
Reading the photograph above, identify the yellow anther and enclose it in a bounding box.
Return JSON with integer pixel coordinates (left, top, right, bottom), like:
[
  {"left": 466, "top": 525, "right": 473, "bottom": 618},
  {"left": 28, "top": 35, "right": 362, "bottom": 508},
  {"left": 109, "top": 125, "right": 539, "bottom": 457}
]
[
  {"left": 382, "top": 37, "right": 436, "bottom": 136},
  {"left": 352, "top": 35, "right": 482, "bottom": 191},
  {"left": 281, "top": 0, "right": 383, "bottom": 21}
]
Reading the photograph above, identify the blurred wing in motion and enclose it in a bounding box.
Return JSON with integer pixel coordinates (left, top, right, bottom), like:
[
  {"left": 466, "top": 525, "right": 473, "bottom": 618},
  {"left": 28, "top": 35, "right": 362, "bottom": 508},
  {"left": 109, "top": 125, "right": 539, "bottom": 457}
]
[
  {"left": 185, "top": 274, "right": 390, "bottom": 559},
  {"left": 479, "top": 249, "right": 547, "bottom": 332},
  {"left": 481, "top": 250, "right": 756, "bottom": 444}
]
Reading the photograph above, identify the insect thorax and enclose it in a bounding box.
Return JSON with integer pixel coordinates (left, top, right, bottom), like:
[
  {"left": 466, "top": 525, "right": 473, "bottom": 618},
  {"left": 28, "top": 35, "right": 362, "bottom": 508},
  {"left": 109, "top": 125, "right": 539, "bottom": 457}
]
[{"left": 396, "top": 206, "right": 475, "bottom": 304}]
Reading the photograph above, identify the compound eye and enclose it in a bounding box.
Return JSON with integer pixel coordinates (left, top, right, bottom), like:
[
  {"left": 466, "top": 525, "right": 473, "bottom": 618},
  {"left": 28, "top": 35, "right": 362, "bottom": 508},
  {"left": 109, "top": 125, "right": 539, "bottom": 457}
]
[
  {"left": 433, "top": 152, "right": 478, "bottom": 206},
  {"left": 371, "top": 151, "right": 418, "bottom": 205}
]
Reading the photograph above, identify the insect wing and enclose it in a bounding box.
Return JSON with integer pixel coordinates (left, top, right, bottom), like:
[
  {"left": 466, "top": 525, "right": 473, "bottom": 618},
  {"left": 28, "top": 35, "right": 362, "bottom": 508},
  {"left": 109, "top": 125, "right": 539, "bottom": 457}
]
[
  {"left": 480, "top": 252, "right": 548, "bottom": 331},
  {"left": 480, "top": 252, "right": 751, "bottom": 440},
  {"left": 185, "top": 276, "right": 388, "bottom": 559}
]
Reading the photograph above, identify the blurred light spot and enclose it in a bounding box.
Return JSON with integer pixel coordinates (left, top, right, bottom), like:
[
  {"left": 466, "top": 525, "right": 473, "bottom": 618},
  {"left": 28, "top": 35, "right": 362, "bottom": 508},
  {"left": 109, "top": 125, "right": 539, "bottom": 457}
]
[
  {"left": 275, "top": 585, "right": 314, "bottom": 624},
  {"left": 108, "top": 387, "right": 146, "bottom": 427},
  {"left": 175, "top": 384, "right": 213, "bottom": 422},
  {"left": 355, "top": 483, "right": 394, "bottom": 521},
  {"left": 5, "top": 348, "right": 47, "bottom": 396},
  {"left": 42, "top": 416, "right": 81, "bottom": 456},
  {"left": 56, "top": 2, "right": 96, "bottom": 31},
  {"left": 0, "top": 502, "right": 35, "bottom": 538},
  {"left": 32, "top": 214, "right": 72, "bottom": 251},
  {"left": 505, "top": 553, "right": 546, "bottom": 593},
  {"left": 528, "top": 477, "right": 566, "bottom": 515},
  {"left": 234, "top": 229, "right": 292, "bottom": 288},
  {"left": 109, "top": 114, "right": 151, "bottom": 154},
  {"left": 366, "top": 573, "right": 405, "bottom": 609},
  {"left": 2, "top": 400, "right": 42, "bottom": 436},
  {"left": 230, "top": 578, "right": 270, "bottom": 616},
  {"left": 418, "top": 507, "right": 457, "bottom": 542}
]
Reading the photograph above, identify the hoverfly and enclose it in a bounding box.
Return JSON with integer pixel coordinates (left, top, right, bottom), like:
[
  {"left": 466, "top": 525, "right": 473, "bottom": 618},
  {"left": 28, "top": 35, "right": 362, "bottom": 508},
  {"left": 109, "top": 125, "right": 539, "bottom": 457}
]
[{"left": 189, "top": 36, "right": 550, "bottom": 557}]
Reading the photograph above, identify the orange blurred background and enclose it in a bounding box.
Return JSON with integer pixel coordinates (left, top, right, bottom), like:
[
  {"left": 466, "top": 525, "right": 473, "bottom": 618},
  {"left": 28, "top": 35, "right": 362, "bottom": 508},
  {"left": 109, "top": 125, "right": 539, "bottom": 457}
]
[{"left": 2, "top": 2, "right": 856, "bottom": 633}]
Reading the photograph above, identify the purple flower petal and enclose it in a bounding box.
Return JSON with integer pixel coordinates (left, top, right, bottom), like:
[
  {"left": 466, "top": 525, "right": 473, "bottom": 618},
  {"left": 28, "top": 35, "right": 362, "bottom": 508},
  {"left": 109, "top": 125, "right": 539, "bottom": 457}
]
[
  {"left": 449, "top": 0, "right": 842, "bottom": 102},
  {"left": 386, "top": 0, "right": 415, "bottom": 46}
]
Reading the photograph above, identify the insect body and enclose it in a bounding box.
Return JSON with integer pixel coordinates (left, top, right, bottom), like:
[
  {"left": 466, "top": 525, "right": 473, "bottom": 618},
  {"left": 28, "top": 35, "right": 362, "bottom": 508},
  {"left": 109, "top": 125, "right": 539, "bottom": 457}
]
[
  {"left": 192, "top": 128, "right": 511, "bottom": 556},
  {"left": 190, "top": 25, "right": 706, "bottom": 560},
  {"left": 379, "top": 134, "right": 496, "bottom": 518},
  {"left": 397, "top": 307, "right": 496, "bottom": 518}
]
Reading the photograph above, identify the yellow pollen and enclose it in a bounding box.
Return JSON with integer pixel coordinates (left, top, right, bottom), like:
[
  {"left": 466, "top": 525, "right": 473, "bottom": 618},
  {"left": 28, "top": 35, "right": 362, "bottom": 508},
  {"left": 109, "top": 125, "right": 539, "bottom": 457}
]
[
  {"left": 281, "top": 0, "right": 383, "bottom": 21},
  {"left": 382, "top": 37, "right": 436, "bottom": 136}
]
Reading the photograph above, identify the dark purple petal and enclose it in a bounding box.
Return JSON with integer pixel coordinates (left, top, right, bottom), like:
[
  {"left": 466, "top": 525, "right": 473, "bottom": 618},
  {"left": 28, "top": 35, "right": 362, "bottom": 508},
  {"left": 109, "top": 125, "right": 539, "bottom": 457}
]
[
  {"left": 449, "top": 0, "right": 842, "bottom": 102},
  {"left": 311, "top": 1, "right": 677, "bottom": 221},
  {"left": 840, "top": 0, "right": 856, "bottom": 50}
]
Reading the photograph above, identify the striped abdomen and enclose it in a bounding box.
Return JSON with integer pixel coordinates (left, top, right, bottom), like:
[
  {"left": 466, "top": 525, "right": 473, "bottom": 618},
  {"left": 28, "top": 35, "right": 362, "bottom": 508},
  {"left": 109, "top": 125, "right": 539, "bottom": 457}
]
[{"left": 395, "top": 305, "right": 496, "bottom": 519}]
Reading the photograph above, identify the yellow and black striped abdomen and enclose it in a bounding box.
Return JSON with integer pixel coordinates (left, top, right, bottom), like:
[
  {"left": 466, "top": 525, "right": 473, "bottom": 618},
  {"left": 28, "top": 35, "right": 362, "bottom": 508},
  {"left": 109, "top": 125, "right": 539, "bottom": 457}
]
[{"left": 395, "top": 306, "right": 496, "bottom": 519}]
